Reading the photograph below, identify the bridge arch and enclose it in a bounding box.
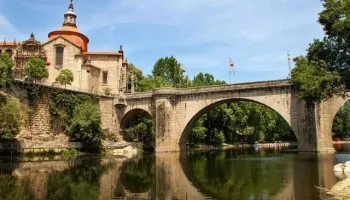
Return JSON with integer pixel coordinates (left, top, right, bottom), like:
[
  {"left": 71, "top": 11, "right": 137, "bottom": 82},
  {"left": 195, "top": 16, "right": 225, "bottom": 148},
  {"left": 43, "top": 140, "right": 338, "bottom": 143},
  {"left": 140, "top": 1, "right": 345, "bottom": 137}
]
[
  {"left": 120, "top": 108, "right": 152, "bottom": 131},
  {"left": 179, "top": 98, "right": 296, "bottom": 150}
]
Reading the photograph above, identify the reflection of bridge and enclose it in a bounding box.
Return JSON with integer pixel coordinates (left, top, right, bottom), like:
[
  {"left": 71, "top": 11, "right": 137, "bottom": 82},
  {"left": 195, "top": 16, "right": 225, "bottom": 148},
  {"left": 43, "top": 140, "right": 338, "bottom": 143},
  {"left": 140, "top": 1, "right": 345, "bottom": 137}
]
[
  {"left": 115, "top": 79, "right": 349, "bottom": 153},
  {"left": 1, "top": 152, "right": 337, "bottom": 200}
]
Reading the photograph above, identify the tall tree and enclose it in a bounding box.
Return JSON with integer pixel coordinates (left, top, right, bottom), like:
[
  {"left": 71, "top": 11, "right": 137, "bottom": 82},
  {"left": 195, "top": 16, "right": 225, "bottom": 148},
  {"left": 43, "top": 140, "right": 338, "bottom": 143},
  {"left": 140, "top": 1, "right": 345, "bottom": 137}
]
[
  {"left": 291, "top": 0, "right": 350, "bottom": 102},
  {"left": 25, "top": 58, "right": 48, "bottom": 82},
  {"left": 291, "top": 57, "right": 345, "bottom": 103},
  {"left": 192, "top": 73, "right": 226, "bottom": 87},
  {"left": 138, "top": 75, "right": 172, "bottom": 92},
  {"left": 152, "top": 56, "right": 183, "bottom": 87},
  {"left": 56, "top": 69, "right": 74, "bottom": 88},
  {"left": 0, "top": 53, "right": 14, "bottom": 89}
]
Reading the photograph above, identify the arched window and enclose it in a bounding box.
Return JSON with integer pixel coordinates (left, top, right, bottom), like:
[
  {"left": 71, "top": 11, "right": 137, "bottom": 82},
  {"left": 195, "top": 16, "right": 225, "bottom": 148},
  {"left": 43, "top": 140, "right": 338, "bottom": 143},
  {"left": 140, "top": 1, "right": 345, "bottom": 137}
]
[
  {"left": 5, "top": 49, "right": 12, "bottom": 57},
  {"left": 55, "top": 46, "right": 64, "bottom": 66},
  {"left": 0, "top": 49, "right": 2, "bottom": 54}
]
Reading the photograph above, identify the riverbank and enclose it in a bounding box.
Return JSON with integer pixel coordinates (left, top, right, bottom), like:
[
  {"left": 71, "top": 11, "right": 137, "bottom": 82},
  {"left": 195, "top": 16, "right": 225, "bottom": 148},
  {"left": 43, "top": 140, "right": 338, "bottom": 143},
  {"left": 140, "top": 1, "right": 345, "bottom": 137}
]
[
  {"left": 333, "top": 141, "right": 350, "bottom": 144},
  {"left": 188, "top": 142, "right": 297, "bottom": 152},
  {"left": 324, "top": 178, "right": 350, "bottom": 200}
]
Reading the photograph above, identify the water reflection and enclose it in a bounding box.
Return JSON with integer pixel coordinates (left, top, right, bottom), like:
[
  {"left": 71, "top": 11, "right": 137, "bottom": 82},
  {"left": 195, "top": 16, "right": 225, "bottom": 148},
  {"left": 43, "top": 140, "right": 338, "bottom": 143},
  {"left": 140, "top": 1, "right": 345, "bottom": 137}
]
[
  {"left": 182, "top": 149, "right": 293, "bottom": 200},
  {"left": 0, "top": 145, "right": 349, "bottom": 200}
]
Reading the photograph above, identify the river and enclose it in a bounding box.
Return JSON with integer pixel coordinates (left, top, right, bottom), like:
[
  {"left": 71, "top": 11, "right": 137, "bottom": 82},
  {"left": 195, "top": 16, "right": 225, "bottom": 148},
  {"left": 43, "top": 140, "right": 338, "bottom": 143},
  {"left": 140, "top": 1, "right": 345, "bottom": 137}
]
[{"left": 0, "top": 144, "right": 349, "bottom": 200}]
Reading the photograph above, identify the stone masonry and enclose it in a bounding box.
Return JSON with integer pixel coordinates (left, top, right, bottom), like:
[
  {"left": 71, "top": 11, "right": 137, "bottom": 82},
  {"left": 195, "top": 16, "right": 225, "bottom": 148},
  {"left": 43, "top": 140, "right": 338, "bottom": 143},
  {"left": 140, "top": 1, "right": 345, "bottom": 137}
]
[
  {"left": 117, "top": 79, "right": 350, "bottom": 153},
  {"left": 1, "top": 83, "right": 118, "bottom": 148}
]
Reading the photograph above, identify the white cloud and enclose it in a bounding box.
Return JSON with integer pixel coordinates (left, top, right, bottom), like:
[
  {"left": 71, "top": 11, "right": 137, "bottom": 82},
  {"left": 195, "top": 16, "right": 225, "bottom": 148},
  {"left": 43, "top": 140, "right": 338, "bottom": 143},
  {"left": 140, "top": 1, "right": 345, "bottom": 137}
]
[{"left": 0, "top": 15, "right": 26, "bottom": 40}]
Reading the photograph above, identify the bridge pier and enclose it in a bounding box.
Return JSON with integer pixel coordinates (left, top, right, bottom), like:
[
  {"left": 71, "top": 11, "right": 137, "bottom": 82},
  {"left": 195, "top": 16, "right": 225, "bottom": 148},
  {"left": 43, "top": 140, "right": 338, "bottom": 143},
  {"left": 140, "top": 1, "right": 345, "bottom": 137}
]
[
  {"left": 294, "top": 102, "right": 335, "bottom": 153},
  {"left": 154, "top": 92, "right": 181, "bottom": 152}
]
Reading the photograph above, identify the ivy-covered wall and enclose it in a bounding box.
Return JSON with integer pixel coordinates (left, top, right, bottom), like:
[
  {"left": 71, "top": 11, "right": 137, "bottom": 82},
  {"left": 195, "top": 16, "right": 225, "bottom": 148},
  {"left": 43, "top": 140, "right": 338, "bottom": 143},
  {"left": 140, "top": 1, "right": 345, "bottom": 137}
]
[{"left": 0, "top": 82, "right": 119, "bottom": 148}]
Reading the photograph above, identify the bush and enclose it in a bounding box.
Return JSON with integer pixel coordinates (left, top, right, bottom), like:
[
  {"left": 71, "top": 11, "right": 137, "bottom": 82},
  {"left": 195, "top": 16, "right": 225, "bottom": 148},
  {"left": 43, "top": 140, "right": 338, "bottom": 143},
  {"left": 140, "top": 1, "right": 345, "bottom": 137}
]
[
  {"left": 0, "top": 97, "right": 20, "bottom": 140},
  {"left": 61, "top": 149, "right": 79, "bottom": 159},
  {"left": 68, "top": 102, "right": 103, "bottom": 145},
  {"left": 188, "top": 125, "right": 207, "bottom": 146},
  {"left": 213, "top": 130, "right": 225, "bottom": 146}
]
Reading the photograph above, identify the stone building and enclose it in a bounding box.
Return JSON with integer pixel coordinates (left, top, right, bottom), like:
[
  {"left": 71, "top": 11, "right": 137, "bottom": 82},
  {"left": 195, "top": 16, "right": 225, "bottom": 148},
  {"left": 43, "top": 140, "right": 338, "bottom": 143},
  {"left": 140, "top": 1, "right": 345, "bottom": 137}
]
[{"left": 0, "top": 0, "right": 128, "bottom": 95}]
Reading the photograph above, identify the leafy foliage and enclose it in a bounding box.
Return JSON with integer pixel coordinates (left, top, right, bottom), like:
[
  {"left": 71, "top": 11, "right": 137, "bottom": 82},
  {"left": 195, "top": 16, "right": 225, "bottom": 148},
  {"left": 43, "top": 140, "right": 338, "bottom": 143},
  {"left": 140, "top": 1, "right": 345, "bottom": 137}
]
[
  {"left": 56, "top": 69, "right": 74, "bottom": 88},
  {"left": 188, "top": 102, "right": 295, "bottom": 146},
  {"left": 333, "top": 101, "right": 350, "bottom": 138},
  {"left": 151, "top": 56, "right": 191, "bottom": 88},
  {"left": 120, "top": 155, "right": 155, "bottom": 193},
  {"left": 291, "top": 56, "right": 345, "bottom": 103},
  {"left": 292, "top": 0, "right": 350, "bottom": 100},
  {"left": 124, "top": 110, "right": 154, "bottom": 150},
  {"left": 191, "top": 73, "right": 226, "bottom": 87},
  {"left": 127, "top": 63, "right": 144, "bottom": 92},
  {"left": 49, "top": 90, "right": 101, "bottom": 143},
  {"left": 138, "top": 75, "right": 173, "bottom": 92},
  {"left": 152, "top": 56, "right": 182, "bottom": 87},
  {"left": 186, "top": 150, "right": 292, "bottom": 200},
  {"left": 45, "top": 160, "right": 105, "bottom": 200},
  {"left": 0, "top": 97, "right": 20, "bottom": 140},
  {"left": 0, "top": 53, "right": 14, "bottom": 89},
  {"left": 68, "top": 102, "right": 103, "bottom": 144},
  {"left": 25, "top": 58, "right": 48, "bottom": 82}
]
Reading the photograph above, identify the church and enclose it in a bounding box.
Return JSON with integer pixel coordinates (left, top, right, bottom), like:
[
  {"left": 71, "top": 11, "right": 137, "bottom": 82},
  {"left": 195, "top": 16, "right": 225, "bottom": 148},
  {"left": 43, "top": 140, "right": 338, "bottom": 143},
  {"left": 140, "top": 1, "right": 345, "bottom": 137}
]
[{"left": 0, "top": 0, "right": 128, "bottom": 95}]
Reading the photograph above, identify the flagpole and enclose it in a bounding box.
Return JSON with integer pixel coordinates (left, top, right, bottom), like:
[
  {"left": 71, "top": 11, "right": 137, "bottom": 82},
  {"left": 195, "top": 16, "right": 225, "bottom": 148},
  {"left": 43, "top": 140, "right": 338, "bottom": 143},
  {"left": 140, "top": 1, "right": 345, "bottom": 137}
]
[{"left": 229, "top": 57, "right": 234, "bottom": 84}]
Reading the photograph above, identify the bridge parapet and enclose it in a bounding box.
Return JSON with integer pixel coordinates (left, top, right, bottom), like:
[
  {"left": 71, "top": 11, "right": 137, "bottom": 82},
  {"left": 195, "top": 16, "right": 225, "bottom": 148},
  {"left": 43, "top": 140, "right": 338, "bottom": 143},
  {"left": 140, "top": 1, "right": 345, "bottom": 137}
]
[{"left": 122, "top": 79, "right": 292, "bottom": 100}]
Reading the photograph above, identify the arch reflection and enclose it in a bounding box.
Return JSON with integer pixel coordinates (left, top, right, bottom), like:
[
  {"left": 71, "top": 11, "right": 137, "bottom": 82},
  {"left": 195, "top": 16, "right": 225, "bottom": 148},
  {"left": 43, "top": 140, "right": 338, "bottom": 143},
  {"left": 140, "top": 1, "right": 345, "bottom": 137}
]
[{"left": 180, "top": 149, "right": 293, "bottom": 200}]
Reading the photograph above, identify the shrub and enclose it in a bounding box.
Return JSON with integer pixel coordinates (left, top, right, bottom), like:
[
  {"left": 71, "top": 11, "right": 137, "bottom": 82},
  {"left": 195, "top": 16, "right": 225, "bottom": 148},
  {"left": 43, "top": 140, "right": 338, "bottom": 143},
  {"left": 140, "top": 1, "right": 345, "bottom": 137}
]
[
  {"left": 0, "top": 97, "right": 20, "bottom": 140},
  {"left": 68, "top": 102, "right": 103, "bottom": 145}
]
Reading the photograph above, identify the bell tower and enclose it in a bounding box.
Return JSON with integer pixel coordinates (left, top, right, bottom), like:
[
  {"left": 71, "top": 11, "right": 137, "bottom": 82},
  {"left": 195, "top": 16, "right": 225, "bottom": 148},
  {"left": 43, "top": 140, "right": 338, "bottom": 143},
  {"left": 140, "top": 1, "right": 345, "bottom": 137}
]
[{"left": 63, "top": 0, "right": 77, "bottom": 27}]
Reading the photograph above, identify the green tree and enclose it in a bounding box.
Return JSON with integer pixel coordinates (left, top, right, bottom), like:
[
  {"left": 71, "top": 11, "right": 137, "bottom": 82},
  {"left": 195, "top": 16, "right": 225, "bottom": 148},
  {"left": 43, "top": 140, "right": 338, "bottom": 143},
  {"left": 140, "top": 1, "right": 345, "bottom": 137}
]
[
  {"left": 0, "top": 53, "right": 14, "bottom": 88},
  {"left": 152, "top": 56, "right": 184, "bottom": 87},
  {"left": 138, "top": 75, "right": 172, "bottom": 92},
  {"left": 333, "top": 101, "right": 350, "bottom": 138},
  {"left": 0, "top": 97, "right": 20, "bottom": 140},
  {"left": 25, "top": 58, "right": 48, "bottom": 82},
  {"left": 127, "top": 63, "right": 144, "bottom": 92},
  {"left": 124, "top": 110, "right": 154, "bottom": 150},
  {"left": 294, "top": 0, "right": 350, "bottom": 93},
  {"left": 291, "top": 56, "right": 345, "bottom": 103},
  {"left": 192, "top": 72, "right": 226, "bottom": 87},
  {"left": 68, "top": 102, "right": 103, "bottom": 144},
  {"left": 56, "top": 69, "right": 74, "bottom": 88}
]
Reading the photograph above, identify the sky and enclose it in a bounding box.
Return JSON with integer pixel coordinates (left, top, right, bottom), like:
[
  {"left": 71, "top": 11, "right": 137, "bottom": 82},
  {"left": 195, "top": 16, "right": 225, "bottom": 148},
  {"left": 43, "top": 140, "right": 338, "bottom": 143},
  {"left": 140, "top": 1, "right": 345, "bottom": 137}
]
[{"left": 0, "top": 0, "right": 325, "bottom": 83}]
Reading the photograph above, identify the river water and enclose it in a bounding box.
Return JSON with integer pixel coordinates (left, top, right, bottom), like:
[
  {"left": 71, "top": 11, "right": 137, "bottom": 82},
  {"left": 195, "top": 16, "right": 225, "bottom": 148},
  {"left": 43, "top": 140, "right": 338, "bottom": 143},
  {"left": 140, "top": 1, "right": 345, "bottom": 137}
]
[{"left": 0, "top": 144, "right": 349, "bottom": 200}]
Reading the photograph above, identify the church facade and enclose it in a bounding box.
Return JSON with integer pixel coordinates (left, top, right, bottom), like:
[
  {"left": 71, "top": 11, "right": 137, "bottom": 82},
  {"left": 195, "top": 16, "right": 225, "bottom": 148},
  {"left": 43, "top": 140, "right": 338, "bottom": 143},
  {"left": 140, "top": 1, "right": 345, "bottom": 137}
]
[{"left": 0, "top": 1, "right": 127, "bottom": 95}]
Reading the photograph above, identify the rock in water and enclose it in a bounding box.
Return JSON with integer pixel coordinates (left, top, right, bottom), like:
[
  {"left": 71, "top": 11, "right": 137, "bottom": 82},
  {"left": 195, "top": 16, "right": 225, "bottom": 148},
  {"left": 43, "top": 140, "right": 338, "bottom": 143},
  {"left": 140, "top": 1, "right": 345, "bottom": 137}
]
[
  {"left": 334, "top": 163, "right": 345, "bottom": 172},
  {"left": 324, "top": 178, "right": 350, "bottom": 200}
]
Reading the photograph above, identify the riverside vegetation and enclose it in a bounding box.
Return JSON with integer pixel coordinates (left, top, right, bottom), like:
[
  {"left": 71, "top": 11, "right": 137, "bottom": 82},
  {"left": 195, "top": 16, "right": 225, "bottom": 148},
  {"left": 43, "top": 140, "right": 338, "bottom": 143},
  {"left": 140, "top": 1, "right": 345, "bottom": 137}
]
[{"left": 0, "top": 54, "right": 104, "bottom": 153}]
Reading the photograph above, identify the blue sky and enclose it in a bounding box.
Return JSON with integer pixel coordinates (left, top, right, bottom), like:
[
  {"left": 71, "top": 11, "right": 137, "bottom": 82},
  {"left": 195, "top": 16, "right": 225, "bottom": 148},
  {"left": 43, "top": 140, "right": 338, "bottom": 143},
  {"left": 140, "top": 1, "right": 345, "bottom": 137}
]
[{"left": 0, "top": 0, "right": 324, "bottom": 83}]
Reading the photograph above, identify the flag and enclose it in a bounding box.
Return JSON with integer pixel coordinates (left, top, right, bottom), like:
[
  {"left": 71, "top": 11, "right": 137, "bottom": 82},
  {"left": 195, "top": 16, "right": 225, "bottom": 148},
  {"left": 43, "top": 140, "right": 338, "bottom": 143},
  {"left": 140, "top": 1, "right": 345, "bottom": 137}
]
[{"left": 229, "top": 60, "right": 234, "bottom": 68}]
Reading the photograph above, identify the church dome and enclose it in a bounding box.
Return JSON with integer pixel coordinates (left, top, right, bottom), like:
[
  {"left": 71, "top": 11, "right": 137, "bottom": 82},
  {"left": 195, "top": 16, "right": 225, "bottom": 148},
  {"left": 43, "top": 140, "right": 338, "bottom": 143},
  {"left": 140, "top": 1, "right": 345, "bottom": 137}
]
[{"left": 48, "top": 0, "right": 89, "bottom": 52}]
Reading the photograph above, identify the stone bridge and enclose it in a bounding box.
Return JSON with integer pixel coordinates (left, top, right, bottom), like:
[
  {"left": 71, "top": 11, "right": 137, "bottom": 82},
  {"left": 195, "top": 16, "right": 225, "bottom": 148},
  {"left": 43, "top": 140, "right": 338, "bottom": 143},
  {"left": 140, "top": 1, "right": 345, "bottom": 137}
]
[{"left": 115, "top": 79, "right": 349, "bottom": 153}]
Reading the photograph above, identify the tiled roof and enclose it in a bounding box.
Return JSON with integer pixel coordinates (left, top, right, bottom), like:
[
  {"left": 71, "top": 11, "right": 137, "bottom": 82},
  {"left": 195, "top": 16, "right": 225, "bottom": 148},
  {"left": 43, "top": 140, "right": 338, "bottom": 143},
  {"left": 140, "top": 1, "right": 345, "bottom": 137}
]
[
  {"left": 82, "top": 52, "right": 122, "bottom": 56},
  {"left": 0, "top": 42, "right": 20, "bottom": 46}
]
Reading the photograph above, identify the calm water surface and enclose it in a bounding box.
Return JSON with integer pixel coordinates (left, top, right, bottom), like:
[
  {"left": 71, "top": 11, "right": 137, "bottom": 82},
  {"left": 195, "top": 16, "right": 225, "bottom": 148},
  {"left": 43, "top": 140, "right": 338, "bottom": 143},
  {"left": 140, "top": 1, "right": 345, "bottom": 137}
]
[{"left": 0, "top": 144, "right": 349, "bottom": 200}]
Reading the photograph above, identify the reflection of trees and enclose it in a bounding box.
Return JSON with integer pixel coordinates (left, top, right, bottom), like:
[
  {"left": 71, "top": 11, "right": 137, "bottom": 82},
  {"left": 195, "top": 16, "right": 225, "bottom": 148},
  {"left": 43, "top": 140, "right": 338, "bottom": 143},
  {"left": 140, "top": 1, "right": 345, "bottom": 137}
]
[
  {"left": 120, "top": 155, "right": 155, "bottom": 193},
  {"left": 184, "top": 150, "right": 292, "bottom": 200},
  {"left": 0, "top": 174, "right": 33, "bottom": 200},
  {"left": 45, "top": 159, "right": 105, "bottom": 200}
]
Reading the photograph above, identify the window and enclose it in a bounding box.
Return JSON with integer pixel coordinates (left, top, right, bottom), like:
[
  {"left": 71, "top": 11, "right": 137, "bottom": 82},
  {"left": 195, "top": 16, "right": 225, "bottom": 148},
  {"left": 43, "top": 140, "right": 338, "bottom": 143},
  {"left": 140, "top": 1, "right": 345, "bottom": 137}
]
[
  {"left": 55, "top": 46, "right": 64, "bottom": 66},
  {"left": 103, "top": 71, "right": 108, "bottom": 84}
]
